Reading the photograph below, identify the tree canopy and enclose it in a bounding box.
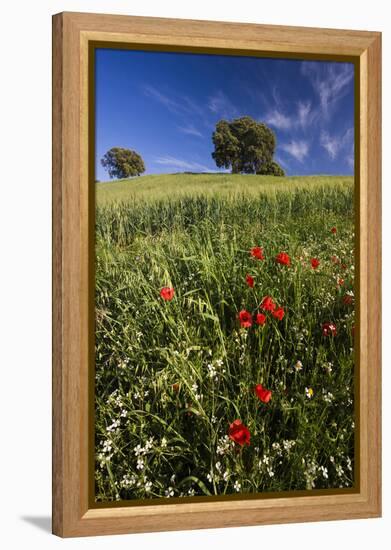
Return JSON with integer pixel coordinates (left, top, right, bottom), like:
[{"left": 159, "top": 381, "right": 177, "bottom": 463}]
[
  {"left": 211, "top": 116, "right": 285, "bottom": 176},
  {"left": 101, "top": 147, "right": 146, "bottom": 179}
]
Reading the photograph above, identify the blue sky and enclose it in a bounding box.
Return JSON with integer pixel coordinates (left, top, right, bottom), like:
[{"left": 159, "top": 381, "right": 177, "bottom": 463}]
[{"left": 95, "top": 48, "right": 355, "bottom": 179}]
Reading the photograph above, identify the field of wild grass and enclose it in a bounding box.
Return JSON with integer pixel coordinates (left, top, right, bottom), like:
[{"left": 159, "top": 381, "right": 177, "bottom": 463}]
[{"left": 95, "top": 174, "right": 355, "bottom": 502}]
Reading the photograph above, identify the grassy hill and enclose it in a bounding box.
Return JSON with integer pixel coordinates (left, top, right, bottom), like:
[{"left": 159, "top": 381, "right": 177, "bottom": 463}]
[{"left": 96, "top": 173, "right": 354, "bottom": 205}]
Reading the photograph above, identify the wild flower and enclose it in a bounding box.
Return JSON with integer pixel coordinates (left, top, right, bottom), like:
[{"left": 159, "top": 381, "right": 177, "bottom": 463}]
[
  {"left": 323, "top": 362, "right": 333, "bottom": 374},
  {"left": 207, "top": 363, "right": 218, "bottom": 380},
  {"left": 272, "top": 306, "right": 285, "bottom": 321},
  {"left": 133, "top": 444, "right": 145, "bottom": 457},
  {"left": 305, "top": 387, "right": 314, "bottom": 399},
  {"left": 238, "top": 309, "right": 252, "bottom": 328},
  {"left": 245, "top": 274, "right": 255, "bottom": 288},
  {"left": 217, "top": 435, "right": 234, "bottom": 455},
  {"left": 165, "top": 487, "right": 175, "bottom": 497},
  {"left": 294, "top": 360, "right": 303, "bottom": 372},
  {"left": 282, "top": 440, "right": 296, "bottom": 452},
  {"left": 102, "top": 440, "right": 113, "bottom": 453},
  {"left": 254, "top": 383, "right": 272, "bottom": 403},
  {"left": 160, "top": 287, "right": 175, "bottom": 301},
  {"left": 323, "top": 390, "right": 334, "bottom": 404},
  {"left": 255, "top": 313, "right": 267, "bottom": 326},
  {"left": 228, "top": 419, "right": 250, "bottom": 446},
  {"left": 250, "top": 246, "right": 265, "bottom": 260},
  {"left": 260, "top": 296, "right": 276, "bottom": 312},
  {"left": 106, "top": 419, "right": 121, "bottom": 433},
  {"left": 276, "top": 252, "right": 291, "bottom": 266},
  {"left": 322, "top": 322, "right": 337, "bottom": 336},
  {"left": 319, "top": 465, "right": 329, "bottom": 479},
  {"left": 121, "top": 474, "right": 136, "bottom": 488}
]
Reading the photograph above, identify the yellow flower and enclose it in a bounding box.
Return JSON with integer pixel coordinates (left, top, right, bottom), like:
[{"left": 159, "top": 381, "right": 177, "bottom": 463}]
[{"left": 305, "top": 387, "right": 314, "bottom": 399}]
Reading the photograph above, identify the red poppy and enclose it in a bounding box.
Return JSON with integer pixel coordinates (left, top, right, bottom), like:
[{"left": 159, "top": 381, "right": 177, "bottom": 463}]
[
  {"left": 331, "top": 227, "right": 337, "bottom": 234},
  {"left": 322, "top": 322, "right": 337, "bottom": 337},
  {"left": 254, "top": 383, "right": 272, "bottom": 403},
  {"left": 337, "top": 278, "right": 344, "bottom": 286},
  {"left": 255, "top": 313, "right": 267, "bottom": 326},
  {"left": 341, "top": 263, "right": 347, "bottom": 271},
  {"left": 272, "top": 306, "right": 285, "bottom": 321},
  {"left": 260, "top": 295, "right": 276, "bottom": 312},
  {"left": 238, "top": 309, "right": 252, "bottom": 328},
  {"left": 160, "top": 287, "right": 175, "bottom": 301},
  {"left": 250, "top": 246, "right": 265, "bottom": 260},
  {"left": 276, "top": 252, "right": 291, "bottom": 266},
  {"left": 245, "top": 274, "right": 255, "bottom": 288},
  {"left": 310, "top": 258, "right": 320, "bottom": 269},
  {"left": 228, "top": 419, "right": 250, "bottom": 446},
  {"left": 342, "top": 294, "right": 353, "bottom": 305}
]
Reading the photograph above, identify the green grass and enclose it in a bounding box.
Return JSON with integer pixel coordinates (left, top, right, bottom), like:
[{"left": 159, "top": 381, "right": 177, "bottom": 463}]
[
  {"left": 95, "top": 174, "right": 355, "bottom": 502},
  {"left": 96, "top": 172, "right": 353, "bottom": 205}
]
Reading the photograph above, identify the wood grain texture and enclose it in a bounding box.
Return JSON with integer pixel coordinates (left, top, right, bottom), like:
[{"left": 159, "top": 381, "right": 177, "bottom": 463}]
[
  {"left": 52, "top": 12, "right": 382, "bottom": 537},
  {"left": 52, "top": 12, "right": 63, "bottom": 537}
]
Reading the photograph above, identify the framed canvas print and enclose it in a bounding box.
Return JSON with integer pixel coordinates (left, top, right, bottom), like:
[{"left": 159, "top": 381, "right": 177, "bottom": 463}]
[{"left": 52, "top": 12, "right": 381, "bottom": 537}]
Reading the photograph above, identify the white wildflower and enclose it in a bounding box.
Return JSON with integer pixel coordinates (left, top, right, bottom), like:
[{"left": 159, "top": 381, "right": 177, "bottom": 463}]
[
  {"left": 102, "top": 440, "right": 112, "bottom": 453},
  {"left": 133, "top": 444, "right": 144, "bottom": 457},
  {"left": 294, "top": 360, "right": 303, "bottom": 372},
  {"left": 319, "top": 465, "right": 329, "bottom": 479},
  {"left": 165, "top": 487, "right": 174, "bottom": 498}
]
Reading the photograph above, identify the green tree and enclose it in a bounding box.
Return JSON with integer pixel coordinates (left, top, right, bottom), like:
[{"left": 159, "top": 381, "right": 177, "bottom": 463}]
[
  {"left": 101, "top": 147, "right": 146, "bottom": 179},
  {"left": 211, "top": 116, "right": 285, "bottom": 175},
  {"left": 257, "top": 160, "right": 286, "bottom": 176}
]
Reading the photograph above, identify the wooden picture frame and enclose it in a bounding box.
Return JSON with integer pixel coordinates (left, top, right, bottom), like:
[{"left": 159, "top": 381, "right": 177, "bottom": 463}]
[{"left": 52, "top": 11, "right": 381, "bottom": 538}]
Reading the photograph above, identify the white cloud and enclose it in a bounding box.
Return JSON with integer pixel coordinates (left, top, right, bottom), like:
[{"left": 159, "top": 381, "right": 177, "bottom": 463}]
[
  {"left": 142, "top": 84, "right": 185, "bottom": 115},
  {"left": 297, "top": 101, "right": 317, "bottom": 128},
  {"left": 320, "top": 131, "right": 340, "bottom": 160},
  {"left": 301, "top": 62, "right": 354, "bottom": 117},
  {"left": 263, "top": 102, "right": 317, "bottom": 131},
  {"left": 320, "top": 128, "right": 354, "bottom": 161},
  {"left": 177, "top": 125, "right": 203, "bottom": 138},
  {"left": 208, "top": 91, "right": 238, "bottom": 118},
  {"left": 280, "top": 140, "right": 309, "bottom": 162},
  {"left": 154, "top": 156, "right": 213, "bottom": 172},
  {"left": 264, "top": 110, "right": 292, "bottom": 130}
]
